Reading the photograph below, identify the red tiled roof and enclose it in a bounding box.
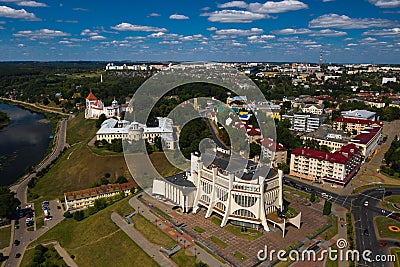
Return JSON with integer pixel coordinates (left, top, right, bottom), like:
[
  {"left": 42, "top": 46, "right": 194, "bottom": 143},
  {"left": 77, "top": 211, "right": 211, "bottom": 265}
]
[
  {"left": 86, "top": 92, "right": 97, "bottom": 101},
  {"left": 292, "top": 143, "right": 360, "bottom": 164},
  {"left": 334, "top": 117, "right": 381, "bottom": 126},
  {"left": 257, "top": 138, "right": 287, "bottom": 151},
  {"left": 350, "top": 126, "right": 381, "bottom": 145},
  {"left": 64, "top": 181, "right": 138, "bottom": 201}
]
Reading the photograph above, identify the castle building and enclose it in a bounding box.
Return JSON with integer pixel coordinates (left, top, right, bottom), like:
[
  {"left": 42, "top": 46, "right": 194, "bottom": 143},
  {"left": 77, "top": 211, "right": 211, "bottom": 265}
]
[{"left": 85, "top": 92, "right": 121, "bottom": 119}]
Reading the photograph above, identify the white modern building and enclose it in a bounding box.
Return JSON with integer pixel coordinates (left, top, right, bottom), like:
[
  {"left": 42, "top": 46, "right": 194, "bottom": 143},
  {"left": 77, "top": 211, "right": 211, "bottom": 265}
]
[
  {"left": 299, "top": 103, "right": 324, "bottom": 115},
  {"left": 153, "top": 151, "right": 301, "bottom": 236}
]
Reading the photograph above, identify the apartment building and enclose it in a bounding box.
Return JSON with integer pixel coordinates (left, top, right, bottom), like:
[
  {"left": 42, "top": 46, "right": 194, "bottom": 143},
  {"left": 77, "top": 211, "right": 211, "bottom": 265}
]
[
  {"left": 282, "top": 113, "right": 325, "bottom": 132},
  {"left": 290, "top": 143, "right": 363, "bottom": 186},
  {"left": 333, "top": 117, "right": 381, "bottom": 135}
]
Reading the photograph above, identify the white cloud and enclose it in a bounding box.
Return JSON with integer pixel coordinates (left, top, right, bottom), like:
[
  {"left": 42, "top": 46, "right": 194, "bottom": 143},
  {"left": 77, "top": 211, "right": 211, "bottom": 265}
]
[
  {"left": 201, "top": 10, "right": 266, "bottom": 23},
  {"left": 322, "top": 0, "right": 335, "bottom": 2},
  {"left": 309, "top": 29, "right": 347, "bottom": 37},
  {"left": 368, "top": 0, "right": 400, "bottom": 8},
  {"left": 248, "top": 34, "right": 275, "bottom": 43},
  {"left": 169, "top": 14, "right": 189, "bottom": 20},
  {"left": 147, "top": 13, "right": 161, "bottom": 17},
  {"left": 271, "top": 28, "right": 311, "bottom": 34},
  {"left": 207, "top": 27, "right": 217, "bottom": 31},
  {"left": 347, "top": 43, "right": 358, "bottom": 46},
  {"left": 72, "top": 7, "right": 88, "bottom": 11},
  {"left": 309, "top": 14, "right": 399, "bottom": 29},
  {"left": 17, "top": 43, "right": 24, "bottom": 47},
  {"left": 0, "top": 5, "right": 39, "bottom": 20},
  {"left": 13, "top": 29, "right": 69, "bottom": 39},
  {"left": 215, "top": 27, "right": 263, "bottom": 36},
  {"left": 218, "top": 1, "right": 248, "bottom": 8},
  {"left": 90, "top": 35, "right": 106, "bottom": 40},
  {"left": 248, "top": 0, "right": 308, "bottom": 14},
  {"left": 111, "top": 22, "right": 167, "bottom": 32},
  {"left": 362, "top": 27, "right": 400, "bottom": 37},
  {"left": 231, "top": 41, "right": 247, "bottom": 47},
  {"left": 17, "top": 1, "right": 47, "bottom": 7},
  {"left": 159, "top": 40, "right": 181, "bottom": 45}
]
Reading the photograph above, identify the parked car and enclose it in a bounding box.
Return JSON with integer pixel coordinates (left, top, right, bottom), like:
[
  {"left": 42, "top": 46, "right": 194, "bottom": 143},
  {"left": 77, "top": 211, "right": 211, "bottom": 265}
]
[
  {"left": 15, "top": 253, "right": 21, "bottom": 258},
  {"left": 44, "top": 216, "right": 52, "bottom": 221},
  {"left": 379, "top": 242, "right": 387, "bottom": 247},
  {"left": 14, "top": 240, "right": 20, "bottom": 246},
  {"left": 364, "top": 201, "right": 369, "bottom": 207}
]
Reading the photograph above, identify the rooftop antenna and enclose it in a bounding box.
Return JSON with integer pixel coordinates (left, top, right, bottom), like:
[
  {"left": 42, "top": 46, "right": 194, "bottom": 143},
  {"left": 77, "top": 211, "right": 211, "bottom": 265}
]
[{"left": 319, "top": 48, "right": 323, "bottom": 67}]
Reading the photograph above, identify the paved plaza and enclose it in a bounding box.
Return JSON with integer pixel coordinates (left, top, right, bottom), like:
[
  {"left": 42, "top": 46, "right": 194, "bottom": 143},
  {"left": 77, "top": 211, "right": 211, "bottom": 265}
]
[{"left": 143, "top": 193, "right": 327, "bottom": 267}]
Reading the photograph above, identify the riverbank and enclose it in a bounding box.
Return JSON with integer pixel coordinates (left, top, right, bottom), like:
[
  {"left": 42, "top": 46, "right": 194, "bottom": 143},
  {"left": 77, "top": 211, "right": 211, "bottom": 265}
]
[
  {"left": 0, "top": 101, "right": 67, "bottom": 186},
  {"left": 0, "top": 111, "right": 10, "bottom": 128}
]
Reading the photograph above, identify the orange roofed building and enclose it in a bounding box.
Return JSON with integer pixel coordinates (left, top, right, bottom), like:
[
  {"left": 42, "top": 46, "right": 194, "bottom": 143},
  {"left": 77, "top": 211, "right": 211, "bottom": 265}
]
[
  {"left": 64, "top": 181, "right": 138, "bottom": 210},
  {"left": 85, "top": 92, "right": 122, "bottom": 119}
]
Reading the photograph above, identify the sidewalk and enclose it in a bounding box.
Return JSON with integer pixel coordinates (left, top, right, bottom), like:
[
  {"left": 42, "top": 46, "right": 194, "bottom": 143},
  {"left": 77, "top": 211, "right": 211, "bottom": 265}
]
[
  {"left": 111, "top": 212, "right": 176, "bottom": 267},
  {"left": 129, "top": 196, "right": 229, "bottom": 267}
]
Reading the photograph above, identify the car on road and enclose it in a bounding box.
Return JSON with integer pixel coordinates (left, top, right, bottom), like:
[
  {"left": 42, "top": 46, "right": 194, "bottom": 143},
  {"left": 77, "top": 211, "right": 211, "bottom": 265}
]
[
  {"left": 44, "top": 216, "right": 52, "bottom": 221},
  {"left": 394, "top": 242, "right": 400, "bottom": 247},
  {"left": 14, "top": 240, "right": 20, "bottom": 246},
  {"left": 379, "top": 242, "right": 387, "bottom": 247},
  {"left": 385, "top": 191, "right": 393, "bottom": 196},
  {"left": 321, "top": 192, "right": 332, "bottom": 200},
  {"left": 363, "top": 229, "right": 369, "bottom": 236},
  {"left": 15, "top": 253, "right": 21, "bottom": 258},
  {"left": 364, "top": 200, "right": 369, "bottom": 206}
]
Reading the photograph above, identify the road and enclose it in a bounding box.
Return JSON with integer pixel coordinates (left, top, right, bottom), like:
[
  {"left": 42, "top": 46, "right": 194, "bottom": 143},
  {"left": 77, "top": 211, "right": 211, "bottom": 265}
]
[
  {"left": 5, "top": 117, "right": 68, "bottom": 267},
  {"left": 283, "top": 176, "right": 400, "bottom": 267}
]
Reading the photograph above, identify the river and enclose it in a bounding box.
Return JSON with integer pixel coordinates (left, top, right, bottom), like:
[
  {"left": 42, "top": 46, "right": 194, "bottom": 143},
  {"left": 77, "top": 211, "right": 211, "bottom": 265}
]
[{"left": 0, "top": 103, "right": 52, "bottom": 186}]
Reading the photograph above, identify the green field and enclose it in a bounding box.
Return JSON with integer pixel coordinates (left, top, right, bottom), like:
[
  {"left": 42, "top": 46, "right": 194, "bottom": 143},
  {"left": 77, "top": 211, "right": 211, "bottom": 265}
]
[
  {"left": 132, "top": 213, "right": 176, "bottom": 248},
  {"left": 171, "top": 249, "right": 197, "bottom": 267},
  {"left": 20, "top": 244, "right": 67, "bottom": 267},
  {"left": 323, "top": 215, "right": 338, "bottom": 240},
  {"left": 391, "top": 248, "right": 400, "bottom": 267},
  {"left": 376, "top": 217, "right": 400, "bottom": 240},
  {"left": 0, "top": 226, "right": 11, "bottom": 249},
  {"left": 193, "top": 226, "right": 206, "bottom": 233},
  {"left": 233, "top": 251, "right": 248, "bottom": 262},
  {"left": 66, "top": 112, "right": 97, "bottom": 145},
  {"left": 382, "top": 195, "right": 400, "bottom": 211},
  {"left": 209, "top": 236, "right": 228, "bottom": 249},
  {"left": 28, "top": 198, "right": 158, "bottom": 267}
]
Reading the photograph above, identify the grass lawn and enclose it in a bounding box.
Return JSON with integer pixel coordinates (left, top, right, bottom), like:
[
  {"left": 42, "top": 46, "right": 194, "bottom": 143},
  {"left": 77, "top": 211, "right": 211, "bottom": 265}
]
[
  {"left": 209, "top": 236, "right": 228, "bottom": 249},
  {"left": 376, "top": 217, "right": 400, "bottom": 240},
  {"left": 225, "top": 225, "right": 263, "bottom": 240},
  {"left": 210, "top": 216, "right": 222, "bottom": 226},
  {"left": 66, "top": 112, "right": 97, "bottom": 145},
  {"left": 36, "top": 217, "right": 44, "bottom": 229},
  {"left": 233, "top": 251, "right": 248, "bottom": 262},
  {"left": 192, "top": 226, "right": 206, "bottom": 233},
  {"left": 0, "top": 226, "right": 11, "bottom": 249},
  {"left": 382, "top": 195, "right": 400, "bottom": 211},
  {"left": 29, "top": 199, "right": 158, "bottom": 267},
  {"left": 283, "top": 186, "right": 311, "bottom": 199},
  {"left": 325, "top": 245, "right": 339, "bottom": 267},
  {"left": 171, "top": 249, "right": 197, "bottom": 267},
  {"left": 132, "top": 213, "right": 177, "bottom": 249},
  {"left": 21, "top": 244, "right": 67, "bottom": 267},
  {"left": 391, "top": 248, "right": 400, "bottom": 267},
  {"left": 323, "top": 216, "right": 338, "bottom": 240}
]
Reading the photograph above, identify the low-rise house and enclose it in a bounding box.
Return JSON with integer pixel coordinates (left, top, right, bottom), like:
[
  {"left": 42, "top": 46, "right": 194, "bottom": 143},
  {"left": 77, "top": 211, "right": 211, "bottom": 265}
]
[
  {"left": 333, "top": 117, "right": 381, "bottom": 135},
  {"left": 299, "top": 103, "right": 324, "bottom": 115},
  {"left": 64, "top": 182, "right": 138, "bottom": 211}
]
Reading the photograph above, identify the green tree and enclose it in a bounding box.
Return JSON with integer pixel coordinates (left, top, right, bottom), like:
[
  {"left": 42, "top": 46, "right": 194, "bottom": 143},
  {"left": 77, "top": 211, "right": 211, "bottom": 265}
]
[
  {"left": 94, "top": 198, "right": 107, "bottom": 211},
  {"left": 277, "top": 162, "right": 290, "bottom": 174},
  {"left": 0, "top": 187, "right": 21, "bottom": 219},
  {"left": 310, "top": 191, "right": 316, "bottom": 203},
  {"left": 73, "top": 210, "right": 85, "bottom": 221},
  {"left": 323, "top": 200, "right": 332, "bottom": 215},
  {"left": 115, "top": 175, "right": 128, "bottom": 184},
  {"left": 96, "top": 114, "right": 107, "bottom": 128},
  {"left": 249, "top": 142, "right": 261, "bottom": 159},
  {"left": 63, "top": 211, "right": 72, "bottom": 218}
]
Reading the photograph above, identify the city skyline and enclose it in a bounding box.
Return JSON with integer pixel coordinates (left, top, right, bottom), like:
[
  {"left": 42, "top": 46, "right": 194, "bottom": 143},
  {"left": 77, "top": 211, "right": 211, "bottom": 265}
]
[{"left": 0, "top": 0, "right": 399, "bottom": 63}]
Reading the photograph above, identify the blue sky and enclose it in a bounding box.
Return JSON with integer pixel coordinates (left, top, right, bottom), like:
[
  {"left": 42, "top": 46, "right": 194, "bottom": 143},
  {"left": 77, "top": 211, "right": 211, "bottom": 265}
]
[{"left": 0, "top": 0, "right": 399, "bottom": 63}]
